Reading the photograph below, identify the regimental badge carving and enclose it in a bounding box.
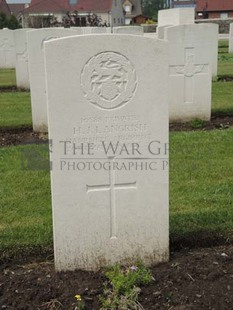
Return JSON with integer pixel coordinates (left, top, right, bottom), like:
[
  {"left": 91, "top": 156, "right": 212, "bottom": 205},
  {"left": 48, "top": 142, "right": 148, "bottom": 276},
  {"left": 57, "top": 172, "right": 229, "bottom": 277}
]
[{"left": 81, "top": 52, "right": 137, "bottom": 110}]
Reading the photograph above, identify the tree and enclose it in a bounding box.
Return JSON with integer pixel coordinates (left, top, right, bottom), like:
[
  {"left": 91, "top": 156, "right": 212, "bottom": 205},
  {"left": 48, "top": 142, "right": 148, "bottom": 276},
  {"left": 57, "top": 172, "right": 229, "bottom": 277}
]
[
  {"left": 8, "top": 15, "right": 21, "bottom": 29},
  {"left": 62, "top": 11, "right": 105, "bottom": 27},
  {"left": 142, "top": 0, "right": 168, "bottom": 20},
  {"left": 0, "top": 12, "right": 21, "bottom": 29}
]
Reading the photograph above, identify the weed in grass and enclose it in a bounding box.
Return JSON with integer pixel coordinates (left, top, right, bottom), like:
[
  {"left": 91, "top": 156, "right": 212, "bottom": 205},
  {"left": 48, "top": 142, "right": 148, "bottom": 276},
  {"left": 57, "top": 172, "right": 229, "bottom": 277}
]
[
  {"left": 100, "top": 263, "right": 152, "bottom": 309},
  {"left": 219, "top": 123, "right": 230, "bottom": 130},
  {"left": 190, "top": 118, "right": 205, "bottom": 129}
]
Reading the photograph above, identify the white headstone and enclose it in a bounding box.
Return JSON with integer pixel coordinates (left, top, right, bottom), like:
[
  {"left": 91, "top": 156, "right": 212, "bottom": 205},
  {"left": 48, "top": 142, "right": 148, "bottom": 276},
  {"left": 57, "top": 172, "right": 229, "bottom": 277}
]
[
  {"left": 14, "top": 28, "right": 31, "bottom": 89},
  {"left": 27, "top": 28, "right": 79, "bottom": 132},
  {"left": 157, "top": 23, "right": 218, "bottom": 77},
  {"left": 156, "top": 25, "right": 172, "bottom": 40},
  {"left": 68, "top": 27, "right": 84, "bottom": 34},
  {"left": 158, "top": 8, "right": 195, "bottom": 27},
  {"left": 143, "top": 33, "right": 157, "bottom": 38},
  {"left": 82, "top": 27, "right": 111, "bottom": 34},
  {"left": 229, "top": 23, "right": 233, "bottom": 53},
  {"left": 0, "top": 28, "right": 16, "bottom": 68},
  {"left": 113, "top": 26, "right": 144, "bottom": 35},
  {"left": 158, "top": 23, "right": 218, "bottom": 77},
  {"left": 44, "top": 34, "right": 169, "bottom": 271},
  {"left": 162, "top": 24, "right": 215, "bottom": 121}
]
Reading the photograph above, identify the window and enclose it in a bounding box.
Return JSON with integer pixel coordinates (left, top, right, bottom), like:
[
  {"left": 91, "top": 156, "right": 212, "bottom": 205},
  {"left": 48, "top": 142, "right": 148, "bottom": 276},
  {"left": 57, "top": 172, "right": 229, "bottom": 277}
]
[
  {"left": 220, "top": 12, "right": 228, "bottom": 19},
  {"left": 124, "top": 5, "right": 131, "bottom": 12}
]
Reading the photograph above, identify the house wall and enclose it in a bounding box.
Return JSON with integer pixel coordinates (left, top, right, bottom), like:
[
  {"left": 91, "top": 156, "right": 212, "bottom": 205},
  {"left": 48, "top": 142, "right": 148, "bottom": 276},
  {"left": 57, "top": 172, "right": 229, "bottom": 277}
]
[
  {"left": 197, "top": 12, "right": 233, "bottom": 19},
  {"left": 111, "top": 0, "right": 125, "bottom": 26}
]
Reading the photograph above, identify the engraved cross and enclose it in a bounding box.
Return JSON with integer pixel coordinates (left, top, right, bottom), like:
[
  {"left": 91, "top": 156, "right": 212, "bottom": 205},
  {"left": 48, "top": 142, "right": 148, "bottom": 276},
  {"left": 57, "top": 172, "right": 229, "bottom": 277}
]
[
  {"left": 86, "top": 157, "right": 137, "bottom": 239},
  {"left": 0, "top": 38, "right": 13, "bottom": 65},
  {"left": 17, "top": 43, "right": 28, "bottom": 62},
  {"left": 169, "top": 47, "right": 209, "bottom": 104}
]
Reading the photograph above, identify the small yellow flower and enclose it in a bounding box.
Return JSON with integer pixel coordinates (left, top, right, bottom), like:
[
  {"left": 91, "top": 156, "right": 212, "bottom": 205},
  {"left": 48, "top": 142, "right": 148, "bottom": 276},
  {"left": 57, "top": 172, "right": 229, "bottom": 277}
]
[{"left": 75, "top": 294, "right": 82, "bottom": 301}]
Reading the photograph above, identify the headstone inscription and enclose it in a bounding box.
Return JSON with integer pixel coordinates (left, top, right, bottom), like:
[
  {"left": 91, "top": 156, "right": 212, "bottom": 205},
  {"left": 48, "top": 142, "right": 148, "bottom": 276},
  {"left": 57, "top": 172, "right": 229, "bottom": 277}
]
[{"left": 44, "top": 34, "right": 169, "bottom": 271}]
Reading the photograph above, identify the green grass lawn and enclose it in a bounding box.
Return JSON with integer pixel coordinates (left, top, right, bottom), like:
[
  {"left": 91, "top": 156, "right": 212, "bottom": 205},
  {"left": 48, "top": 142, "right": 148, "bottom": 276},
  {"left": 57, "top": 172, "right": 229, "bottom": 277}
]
[
  {"left": 0, "top": 144, "right": 52, "bottom": 250},
  {"left": 212, "top": 81, "right": 233, "bottom": 114},
  {"left": 0, "top": 69, "right": 16, "bottom": 87},
  {"left": 170, "top": 129, "right": 233, "bottom": 245},
  {"left": 0, "top": 130, "right": 233, "bottom": 253},
  {"left": 0, "top": 92, "right": 32, "bottom": 128},
  {"left": 218, "top": 40, "right": 233, "bottom": 77}
]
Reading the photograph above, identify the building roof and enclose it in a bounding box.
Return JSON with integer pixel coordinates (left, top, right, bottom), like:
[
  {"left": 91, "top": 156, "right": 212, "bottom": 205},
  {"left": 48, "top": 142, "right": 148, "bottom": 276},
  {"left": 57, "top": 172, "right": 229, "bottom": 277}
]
[
  {"left": 0, "top": 0, "right": 11, "bottom": 17},
  {"left": 196, "top": 0, "right": 233, "bottom": 12},
  {"left": 8, "top": 3, "right": 26, "bottom": 16},
  {"left": 23, "top": 0, "right": 114, "bottom": 14}
]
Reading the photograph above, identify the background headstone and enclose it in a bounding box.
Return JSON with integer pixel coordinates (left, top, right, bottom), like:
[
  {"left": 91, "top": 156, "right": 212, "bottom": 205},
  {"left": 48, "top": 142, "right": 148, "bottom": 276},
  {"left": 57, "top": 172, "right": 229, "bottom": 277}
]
[
  {"left": 27, "top": 28, "right": 79, "bottom": 132},
  {"left": 162, "top": 24, "right": 215, "bottom": 121},
  {"left": 0, "top": 28, "right": 16, "bottom": 68},
  {"left": 158, "top": 22, "right": 218, "bottom": 77},
  {"left": 14, "top": 28, "right": 31, "bottom": 89},
  {"left": 113, "top": 26, "right": 144, "bottom": 35},
  {"left": 229, "top": 23, "right": 233, "bottom": 53},
  {"left": 68, "top": 27, "right": 84, "bottom": 34},
  {"left": 158, "top": 8, "right": 195, "bottom": 27},
  {"left": 82, "top": 27, "right": 111, "bottom": 34},
  {"left": 44, "top": 34, "right": 169, "bottom": 271}
]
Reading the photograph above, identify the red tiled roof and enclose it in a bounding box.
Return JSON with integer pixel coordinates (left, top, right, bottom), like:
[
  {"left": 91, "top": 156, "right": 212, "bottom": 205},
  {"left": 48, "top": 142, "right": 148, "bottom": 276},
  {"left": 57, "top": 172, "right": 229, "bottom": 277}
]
[
  {"left": 0, "top": 0, "right": 11, "bottom": 17},
  {"left": 73, "top": 0, "right": 113, "bottom": 12},
  {"left": 8, "top": 3, "right": 26, "bottom": 16},
  {"left": 24, "top": 0, "right": 113, "bottom": 14},
  {"left": 196, "top": 0, "right": 233, "bottom": 12},
  {"left": 23, "top": 0, "right": 68, "bottom": 13}
]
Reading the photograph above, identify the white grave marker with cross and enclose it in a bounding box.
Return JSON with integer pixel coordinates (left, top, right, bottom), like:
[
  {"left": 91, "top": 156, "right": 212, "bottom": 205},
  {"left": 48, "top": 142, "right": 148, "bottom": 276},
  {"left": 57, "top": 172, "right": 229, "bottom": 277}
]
[
  {"left": 164, "top": 24, "right": 213, "bottom": 121},
  {"left": 0, "top": 29, "right": 16, "bottom": 68},
  {"left": 229, "top": 23, "right": 233, "bottom": 53},
  {"left": 170, "top": 47, "right": 208, "bottom": 104},
  {"left": 14, "top": 29, "right": 32, "bottom": 89},
  {"left": 44, "top": 34, "right": 169, "bottom": 271}
]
